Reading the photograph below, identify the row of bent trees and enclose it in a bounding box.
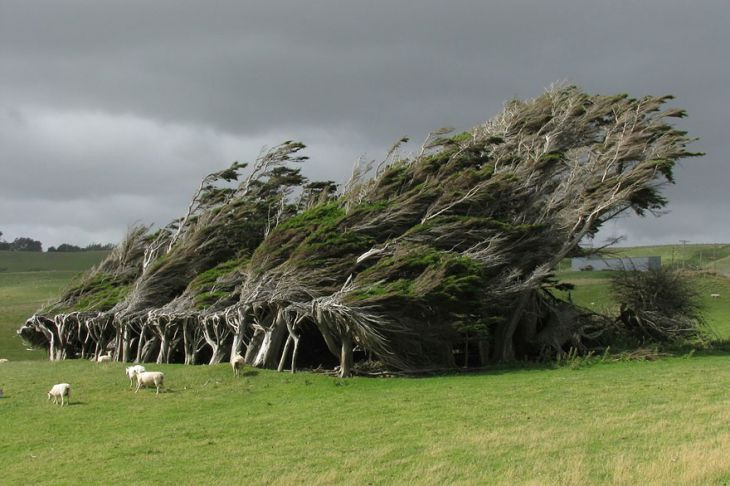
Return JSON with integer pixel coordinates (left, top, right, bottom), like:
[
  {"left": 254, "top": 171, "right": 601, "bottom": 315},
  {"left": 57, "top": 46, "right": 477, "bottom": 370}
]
[{"left": 18, "top": 86, "right": 701, "bottom": 376}]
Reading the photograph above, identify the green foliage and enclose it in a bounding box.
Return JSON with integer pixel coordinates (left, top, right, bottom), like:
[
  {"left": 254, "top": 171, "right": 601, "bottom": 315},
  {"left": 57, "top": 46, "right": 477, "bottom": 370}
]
[
  {"left": 406, "top": 215, "right": 535, "bottom": 238},
  {"left": 352, "top": 279, "right": 415, "bottom": 300},
  {"left": 249, "top": 202, "right": 349, "bottom": 272},
  {"left": 145, "top": 252, "right": 171, "bottom": 275},
  {"left": 296, "top": 229, "right": 374, "bottom": 266},
  {"left": 188, "top": 256, "right": 247, "bottom": 309},
  {"left": 413, "top": 253, "right": 485, "bottom": 305},
  {"left": 351, "top": 246, "right": 485, "bottom": 319},
  {"left": 450, "top": 131, "right": 473, "bottom": 143},
  {"left": 356, "top": 245, "right": 441, "bottom": 283},
  {"left": 275, "top": 201, "right": 345, "bottom": 232},
  {"left": 49, "top": 273, "right": 131, "bottom": 313},
  {"left": 194, "top": 290, "right": 232, "bottom": 309},
  {"left": 73, "top": 281, "right": 130, "bottom": 312},
  {"left": 348, "top": 200, "right": 391, "bottom": 216},
  {"left": 189, "top": 255, "right": 247, "bottom": 291},
  {"left": 371, "top": 162, "right": 413, "bottom": 196},
  {"left": 260, "top": 201, "right": 384, "bottom": 269}
]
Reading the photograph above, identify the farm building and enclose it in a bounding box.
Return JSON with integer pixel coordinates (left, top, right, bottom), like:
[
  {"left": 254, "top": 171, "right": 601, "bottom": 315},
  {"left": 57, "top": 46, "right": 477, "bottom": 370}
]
[{"left": 571, "top": 256, "right": 661, "bottom": 272}]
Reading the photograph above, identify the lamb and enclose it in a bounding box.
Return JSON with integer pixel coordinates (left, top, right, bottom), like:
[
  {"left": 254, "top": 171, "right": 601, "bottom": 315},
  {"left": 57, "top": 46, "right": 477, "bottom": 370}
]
[
  {"left": 125, "top": 365, "right": 146, "bottom": 387},
  {"left": 231, "top": 354, "right": 245, "bottom": 377},
  {"left": 48, "top": 383, "right": 71, "bottom": 406},
  {"left": 135, "top": 371, "right": 165, "bottom": 394},
  {"left": 0, "top": 358, "right": 9, "bottom": 363},
  {"left": 97, "top": 354, "right": 112, "bottom": 363}
]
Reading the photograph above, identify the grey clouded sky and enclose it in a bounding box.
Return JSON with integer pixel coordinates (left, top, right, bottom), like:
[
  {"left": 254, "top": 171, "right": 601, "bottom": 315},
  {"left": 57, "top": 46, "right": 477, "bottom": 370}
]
[{"left": 1, "top": 0, "right": 728, "bottom": 248}]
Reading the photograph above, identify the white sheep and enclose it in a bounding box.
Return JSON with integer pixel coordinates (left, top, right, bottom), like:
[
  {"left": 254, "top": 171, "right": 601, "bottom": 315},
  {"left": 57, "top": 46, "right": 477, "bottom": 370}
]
[
  {"left": 48, "top": 383, "right": 71, "bottom": 406},
  {"left": 135, "top": 371, "right": 165, "bottom": 394},
  {"left": 125, "top": 365, "right": 146, "bottom": 387},
  {"left": 231, "top": 354, "right": 245, "bottom": 377},
  {"left": 711, "top": 293, "right": 721, "bottom": 299},
  {"left": 0, "top": 358, "right": 9, "bottom": 363},
  {"left": 97, "top": 355, "right": 112, "bottom": 363}
]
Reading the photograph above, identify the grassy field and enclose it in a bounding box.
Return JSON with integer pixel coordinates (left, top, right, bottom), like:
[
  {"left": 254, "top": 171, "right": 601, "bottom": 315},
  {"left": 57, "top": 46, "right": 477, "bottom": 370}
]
[
  {"left": 1, "top": 357, "right": 729, "bottom": 484},
  {"left": 0, "top": 251, "right": 108, "bottom": 360},
  {"left": 2, "top": 248, "right": 730, "bottom": 484},
  {"left": 0, "top": 250, "right": 109, "bottom": 273}
]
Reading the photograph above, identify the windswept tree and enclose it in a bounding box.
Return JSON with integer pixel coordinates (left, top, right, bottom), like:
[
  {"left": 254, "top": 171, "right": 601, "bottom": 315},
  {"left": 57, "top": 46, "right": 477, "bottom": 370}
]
[{"left": 19, "top": 86, "right": 701, "bottom": 374}]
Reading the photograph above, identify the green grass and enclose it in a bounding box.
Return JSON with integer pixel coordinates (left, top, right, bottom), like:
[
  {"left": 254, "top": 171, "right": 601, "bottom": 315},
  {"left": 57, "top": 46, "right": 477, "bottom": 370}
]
[
  {"left": 0, "top": 250, "right": 109, "bottom": 273},
  {"left": 0, "top": 251, "right": 108, "bottom": 360},
  {"left": 3, "top": 248, "right": 730, "bottom": 483},
  {"left": 1, "top": 358, "right": 729, "bottom": 484}
]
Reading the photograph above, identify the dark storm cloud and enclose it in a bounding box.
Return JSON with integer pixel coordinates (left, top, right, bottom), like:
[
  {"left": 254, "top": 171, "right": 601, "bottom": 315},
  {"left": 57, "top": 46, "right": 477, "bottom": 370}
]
[{"left": 0, "top": 0, "right": 728, "bottom": 247}]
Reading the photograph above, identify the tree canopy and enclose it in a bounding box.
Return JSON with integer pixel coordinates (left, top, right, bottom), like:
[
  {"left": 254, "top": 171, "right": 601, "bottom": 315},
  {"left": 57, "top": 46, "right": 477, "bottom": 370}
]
[
  {"left": 0, "top": 236, "right": 43, "bottom": 252},
  {"left": 19, "top": 86, "right": 702, "bottom": 376},
  {"left": 48, "top": 243, "right": 115, "bottom": 252}
]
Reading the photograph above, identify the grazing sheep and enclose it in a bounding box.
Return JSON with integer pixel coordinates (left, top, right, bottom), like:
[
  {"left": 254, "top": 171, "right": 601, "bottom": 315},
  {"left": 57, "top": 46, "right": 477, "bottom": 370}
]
[
  {"left": 97, "top": 355, "right": 112, "bottom": 363},
  {"left": 125, "top": 365, "right": 146, "bottom": 387},
  {"left": 48, "top": 383, "right": 71, "bottom": 406},
  {"left": 711, "top": 293, "right": 721, "bottom": 299},
  {"left": 135, "top": 371, "right": 165, "bottom": 394},
  {"left": 231, "top": 354, "right": 245, "bottom": 377},
  {"left": 0, "top": 358, "right": 8, "bottom": 363}
]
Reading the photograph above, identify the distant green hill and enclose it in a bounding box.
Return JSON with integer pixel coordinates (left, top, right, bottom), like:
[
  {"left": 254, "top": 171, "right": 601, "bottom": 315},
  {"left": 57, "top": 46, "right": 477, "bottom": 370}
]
[
  {"left": 0, "top": 250, "right": 109, "bottom": 360},
  {"left": 0, "top": 250, "right": 110, "bottom": 273},
  {"left": 598, "top": 244, "right": 730, "bottom": 275}
]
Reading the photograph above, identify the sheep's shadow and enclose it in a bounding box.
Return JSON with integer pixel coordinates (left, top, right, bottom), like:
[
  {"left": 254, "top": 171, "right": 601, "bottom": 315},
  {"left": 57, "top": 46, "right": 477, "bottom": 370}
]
[
  {"left": 133, "top": 389, "right": 175, "bottom": 394},
  {"left": 240, "top": 370, "right": 259, "bottom": 377}
]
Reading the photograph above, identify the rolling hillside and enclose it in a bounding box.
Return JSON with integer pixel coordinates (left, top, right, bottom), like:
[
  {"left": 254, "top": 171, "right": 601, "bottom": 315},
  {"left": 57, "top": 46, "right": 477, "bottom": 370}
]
[{"left": 0, "top": 251, "right": 109, "bottom": 360}]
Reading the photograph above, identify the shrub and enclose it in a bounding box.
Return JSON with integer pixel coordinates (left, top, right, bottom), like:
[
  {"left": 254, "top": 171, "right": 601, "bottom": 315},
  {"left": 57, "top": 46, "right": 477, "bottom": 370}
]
[{"left": 611, "top": 267, "right": 705, "bottom": 343}]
